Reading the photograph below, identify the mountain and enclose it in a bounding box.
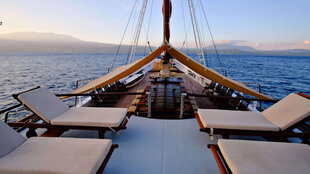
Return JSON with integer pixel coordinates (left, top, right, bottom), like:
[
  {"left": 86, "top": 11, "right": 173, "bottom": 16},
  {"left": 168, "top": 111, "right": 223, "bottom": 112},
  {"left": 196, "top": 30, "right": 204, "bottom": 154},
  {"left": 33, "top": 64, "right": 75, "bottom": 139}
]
[
  {"left": 0, "top": 32, "right": 309, "bottom": 56},
  {"left": 206, "top": 44, "right": 256, "bottom": 52},
  {"left": 0, "top": 32, "right": 151, "bottom": 53},
  {"left": 0, "top": 32, "right": 82, "bottom": 42}
]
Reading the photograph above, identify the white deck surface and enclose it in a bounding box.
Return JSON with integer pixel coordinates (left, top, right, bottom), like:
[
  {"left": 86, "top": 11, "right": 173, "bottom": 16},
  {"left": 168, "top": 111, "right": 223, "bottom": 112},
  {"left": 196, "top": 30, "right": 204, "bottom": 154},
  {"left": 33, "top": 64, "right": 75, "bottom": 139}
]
[{"left": 61, "top": 116, "right": 220, "bottom": 174}]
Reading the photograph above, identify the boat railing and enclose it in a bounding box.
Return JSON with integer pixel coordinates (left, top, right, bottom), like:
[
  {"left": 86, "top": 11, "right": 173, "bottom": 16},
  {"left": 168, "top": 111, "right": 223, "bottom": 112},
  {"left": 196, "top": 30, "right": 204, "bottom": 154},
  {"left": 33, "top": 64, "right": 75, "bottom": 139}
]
[
  {"left": 56, "top": 92, "right": 151, "bottom": 116},
  {"left": 0, "top": 103, "right": 23, "bottom": 123},
  {"left": 1, "top": 91, "right": 151, "bottom": 125},
  {"left": 179, "top": 93, "right": 278, "bottom": 117},
  {"left": 243, "top": 82, "right": 263, "bottom": 111},
  {"left": 55, "top": 92, "right": 147, "bottom": 97},
  {"left": 75, "top": 79, "right": 94, "bottom": 106}
]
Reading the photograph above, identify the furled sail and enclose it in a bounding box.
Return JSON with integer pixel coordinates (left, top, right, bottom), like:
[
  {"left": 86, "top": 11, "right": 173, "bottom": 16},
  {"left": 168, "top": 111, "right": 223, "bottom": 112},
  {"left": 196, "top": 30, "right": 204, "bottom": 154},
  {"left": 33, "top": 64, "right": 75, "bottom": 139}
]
[
  {"left": 67, "top": 43, "right": 272, "bottom": 100},
  {"left": 167, "top": 46, "right": 273, "bottom": 100},
  {"left": 68, "top": 45, "right": 165, "bottom": 95}
]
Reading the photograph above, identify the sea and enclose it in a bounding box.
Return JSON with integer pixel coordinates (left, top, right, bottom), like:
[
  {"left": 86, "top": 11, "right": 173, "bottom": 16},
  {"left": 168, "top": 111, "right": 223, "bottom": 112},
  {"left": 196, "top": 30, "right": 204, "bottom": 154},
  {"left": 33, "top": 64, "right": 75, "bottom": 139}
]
[{"left": 0, "top": 53, "right": 309, "bottom": 122}]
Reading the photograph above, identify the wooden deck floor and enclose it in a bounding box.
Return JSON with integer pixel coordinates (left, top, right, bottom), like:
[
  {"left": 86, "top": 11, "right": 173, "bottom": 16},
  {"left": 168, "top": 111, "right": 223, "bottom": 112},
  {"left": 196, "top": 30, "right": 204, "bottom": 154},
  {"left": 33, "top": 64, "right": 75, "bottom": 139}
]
[
  {"left": 113, "top": 71, "right": 229, "bottom": 111},
  {"left": 85, "top": 69, "right": 231, "bottom": 112},
  {"left": 179, "top": 73, "right": 222, "bottom": 109},
  {"left": 114, "top": 72, "right": 153, "bottom": 108}
]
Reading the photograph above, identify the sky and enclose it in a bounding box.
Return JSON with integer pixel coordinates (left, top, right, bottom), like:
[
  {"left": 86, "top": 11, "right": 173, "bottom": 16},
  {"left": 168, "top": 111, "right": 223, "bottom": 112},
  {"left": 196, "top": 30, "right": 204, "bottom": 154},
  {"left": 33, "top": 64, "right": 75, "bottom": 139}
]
[{"left": 0, "top": 0, "right": 310, "bottom": 50}]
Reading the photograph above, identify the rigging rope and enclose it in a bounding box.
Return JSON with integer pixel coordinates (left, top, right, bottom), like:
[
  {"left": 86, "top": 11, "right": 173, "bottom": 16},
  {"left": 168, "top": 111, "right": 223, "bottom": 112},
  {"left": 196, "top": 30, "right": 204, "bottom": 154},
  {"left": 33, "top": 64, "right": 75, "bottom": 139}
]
[
  {"left": 111, "top": 0, "right": 138, "bottom": 69},
  {"left": 128, "top": 0, "right": 148, "bottom": 64},
  {"left": 144, "top": 0, "right": 154, "bottom": 56},
  {"left": 187, "top": 0, "right": 207, "bottom": 66},
  {"left": 199, "top": 0, "right": 224, "bottom": 74},
  {"left": 181, "top": 0, "right": 188, "bottom": 53},
  {"left": 126, "top": 1, "right": 140, "bottom": 64},
  {"left": 196, "top": 1, "right": 209, "bottom": 66}
]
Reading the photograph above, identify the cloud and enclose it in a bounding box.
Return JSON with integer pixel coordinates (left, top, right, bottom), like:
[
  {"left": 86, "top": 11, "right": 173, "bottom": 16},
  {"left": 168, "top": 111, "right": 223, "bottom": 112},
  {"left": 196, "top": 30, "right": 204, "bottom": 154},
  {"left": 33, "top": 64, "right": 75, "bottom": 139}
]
[
  {"left": 304, "top": 40, "right": 310, "bottom": 44},
  {"left": 214, "top": 40, "right": 247, "bottom": 45},
  {"left": 208, "top": 40, "right": 310, "bottom": 50}
]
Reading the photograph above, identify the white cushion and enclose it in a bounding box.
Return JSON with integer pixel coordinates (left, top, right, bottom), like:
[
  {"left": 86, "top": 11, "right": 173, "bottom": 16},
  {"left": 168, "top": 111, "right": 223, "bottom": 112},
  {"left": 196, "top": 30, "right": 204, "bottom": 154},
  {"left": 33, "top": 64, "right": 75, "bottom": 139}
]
[
  {"left": 262, "top": 93, "right": 310, "bottom": 130},
  {"left": 18, "top": 87, "right": 69, "bottom": 123},
  {"left": 198, "top": 109, "right": 279, "bottom": 131},
  {"left": 0, "top": 137, "right": 112, "bottom": 174},
  {"left": 51, "top": 107, "right": 128, "bottom": 127},
  {"left": 218, "top": 139, "right": 310, "bottom": 174},
  {"left": 0, "top": 121, "right": 26, "bottom": 158}
]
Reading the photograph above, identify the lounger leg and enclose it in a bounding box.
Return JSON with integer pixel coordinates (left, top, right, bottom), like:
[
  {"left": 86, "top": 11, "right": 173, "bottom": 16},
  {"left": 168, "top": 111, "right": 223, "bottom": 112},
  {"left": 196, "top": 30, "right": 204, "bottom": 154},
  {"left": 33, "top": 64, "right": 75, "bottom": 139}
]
[
  {"left": 98, "top": 129, "right": 106, "bottom": 139},
  {"left": 26, "top": 128, "right": 38, "bottom": 138}
]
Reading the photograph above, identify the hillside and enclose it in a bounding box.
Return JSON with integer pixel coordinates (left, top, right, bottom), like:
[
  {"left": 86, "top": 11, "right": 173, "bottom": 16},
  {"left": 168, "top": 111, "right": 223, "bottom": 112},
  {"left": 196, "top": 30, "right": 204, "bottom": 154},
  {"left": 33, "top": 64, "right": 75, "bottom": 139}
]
[
  {"left": 0, "top": 32, "right": 151, "bottom": 53},
  {"left": 0, "top": 32, "right": 309, "bottom": 56}
]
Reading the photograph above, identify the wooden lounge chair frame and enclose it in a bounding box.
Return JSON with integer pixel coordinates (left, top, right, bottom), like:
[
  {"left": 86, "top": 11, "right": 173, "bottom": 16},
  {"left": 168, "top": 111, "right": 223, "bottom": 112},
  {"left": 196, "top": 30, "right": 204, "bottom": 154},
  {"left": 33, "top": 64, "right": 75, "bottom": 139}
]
[
  {"left": 195, "top": 113, "right": 310, "bottom": 142},
  {"left": 8, "top": 86, "right": 132, "bottom": 138},
  {"left": 97, "top": 144, "right": 119, "bottom": 173},
  {"left": 207, "top": 144, "right": 232, "bottom": 174}
]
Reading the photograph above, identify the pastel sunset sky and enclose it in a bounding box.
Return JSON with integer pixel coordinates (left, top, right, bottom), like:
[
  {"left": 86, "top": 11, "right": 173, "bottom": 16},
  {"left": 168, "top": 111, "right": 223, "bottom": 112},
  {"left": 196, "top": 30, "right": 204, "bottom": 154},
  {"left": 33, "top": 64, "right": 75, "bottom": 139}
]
[{"left": 0, "top": 0, "right": 309, "bottom": 50}]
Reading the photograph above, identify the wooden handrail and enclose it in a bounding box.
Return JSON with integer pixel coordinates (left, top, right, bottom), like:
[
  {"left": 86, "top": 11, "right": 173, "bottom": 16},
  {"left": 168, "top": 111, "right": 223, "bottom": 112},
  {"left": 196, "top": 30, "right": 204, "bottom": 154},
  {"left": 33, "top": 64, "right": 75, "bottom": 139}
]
[{"left": 298, "top": 92, "right": 310, "bottom": 99}]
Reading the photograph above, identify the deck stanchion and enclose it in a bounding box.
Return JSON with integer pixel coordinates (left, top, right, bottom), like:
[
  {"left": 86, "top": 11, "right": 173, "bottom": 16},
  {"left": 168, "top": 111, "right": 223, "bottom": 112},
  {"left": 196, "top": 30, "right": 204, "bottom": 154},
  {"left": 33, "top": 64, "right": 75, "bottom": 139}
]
[
  {"left": 258, "top": 84, "right": 262, "bottom": 111},
  {"left": 75, "top": 80, "right": 79, "bottom": 107},
  {"left": 146, "top": 92, "right": 151, "bottom": 117},
  {"left": 180, "top": 93, "right": 187, "bottom": 118}
]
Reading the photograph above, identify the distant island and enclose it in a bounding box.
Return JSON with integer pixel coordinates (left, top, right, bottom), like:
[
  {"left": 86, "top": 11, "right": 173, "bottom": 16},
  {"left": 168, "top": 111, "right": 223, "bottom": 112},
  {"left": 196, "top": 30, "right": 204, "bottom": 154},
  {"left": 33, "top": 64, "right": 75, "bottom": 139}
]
[{"left": 0, "top": 32, "right": 310, "bottom": 56}]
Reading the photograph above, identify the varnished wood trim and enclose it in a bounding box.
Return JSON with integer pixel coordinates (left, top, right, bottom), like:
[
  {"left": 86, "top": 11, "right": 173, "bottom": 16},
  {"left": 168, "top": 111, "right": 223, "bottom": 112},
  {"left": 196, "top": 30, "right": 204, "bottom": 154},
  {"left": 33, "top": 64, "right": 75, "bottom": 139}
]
[
  {"left": 200, "top": 127, "right": 310, "bottom": 139},
  {"left": 194, "top": 113, "right": 204, "bottom": 129},
  {"left": 96, "top": 144, "right": 119, "bottom": 174},
  {"left": 208, "top": 145, "right": 229, "bottom": 174}
]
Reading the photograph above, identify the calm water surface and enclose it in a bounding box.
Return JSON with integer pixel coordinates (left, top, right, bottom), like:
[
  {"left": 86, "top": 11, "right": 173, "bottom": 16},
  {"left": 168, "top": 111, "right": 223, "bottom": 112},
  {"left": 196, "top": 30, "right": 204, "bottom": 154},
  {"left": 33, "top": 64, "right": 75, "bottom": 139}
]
[{"left": 0, "top": 53, "right": 309, "bottom": 121}]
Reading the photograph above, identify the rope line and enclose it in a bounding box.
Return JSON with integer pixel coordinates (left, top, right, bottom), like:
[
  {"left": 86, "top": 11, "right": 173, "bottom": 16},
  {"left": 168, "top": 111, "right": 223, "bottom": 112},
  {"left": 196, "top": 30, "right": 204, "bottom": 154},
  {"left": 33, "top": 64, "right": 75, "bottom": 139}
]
[
  {"left": 144, "top": 0, "right": 154, "bottom": 55},
  {"left": 187, "top": 0, "right": 207, "bottom": 66},
  {"left": 112, "top": 0, "right": 138, "bottom": 68},
  {"left": 126, "top": 1, "right": 139, "bottom": 64},
  {"left": 128, "top": 0, "right": 148, "bottom": 63},
  {"left": 199, "top": 0, "right": 224, "bottom": 74}
]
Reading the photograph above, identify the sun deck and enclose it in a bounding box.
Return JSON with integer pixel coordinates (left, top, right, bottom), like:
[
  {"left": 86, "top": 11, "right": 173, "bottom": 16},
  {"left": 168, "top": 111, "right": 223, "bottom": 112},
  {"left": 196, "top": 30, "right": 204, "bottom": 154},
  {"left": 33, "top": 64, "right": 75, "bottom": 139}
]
[{"left": 60, "top": 116, "right": 220, "bottom": 174}]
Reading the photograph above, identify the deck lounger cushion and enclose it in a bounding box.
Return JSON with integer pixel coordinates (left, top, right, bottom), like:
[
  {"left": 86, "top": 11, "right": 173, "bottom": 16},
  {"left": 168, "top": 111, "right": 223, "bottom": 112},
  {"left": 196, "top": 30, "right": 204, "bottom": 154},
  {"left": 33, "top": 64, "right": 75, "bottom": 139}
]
[
  {"left": 198, "top": 109, "right": 279, "bottom": 131},
  {"left": 17, "top": 87, "right": 128, "bottom": 127},
  {"left": 0, "top": 121, "right": 26, "bottom": 158},
  {"left": 18, "top": 87, "right": 69, "bottom": 123},
  {"left": 262, "top": 93, "right": 310, "bottom": 131},
  {"left": 51, "top": 107, "right": 128, "bottom": 127},
  {"left": 0, "top": 137, "right": 112, "bottom": 174},
  {"left": 218, "top": 139, "right": 310, "bottom": 174}
]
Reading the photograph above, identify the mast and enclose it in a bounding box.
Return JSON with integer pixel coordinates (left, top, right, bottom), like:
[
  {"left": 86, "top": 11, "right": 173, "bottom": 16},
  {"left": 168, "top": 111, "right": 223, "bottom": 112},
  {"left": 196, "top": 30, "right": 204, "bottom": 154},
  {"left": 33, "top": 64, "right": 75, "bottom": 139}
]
[
  {"left": 163, "top": 0, "right": 172, "bottom": 44},
  {"left": 162, "top": 0, "right": 172, "bottom": 62}
]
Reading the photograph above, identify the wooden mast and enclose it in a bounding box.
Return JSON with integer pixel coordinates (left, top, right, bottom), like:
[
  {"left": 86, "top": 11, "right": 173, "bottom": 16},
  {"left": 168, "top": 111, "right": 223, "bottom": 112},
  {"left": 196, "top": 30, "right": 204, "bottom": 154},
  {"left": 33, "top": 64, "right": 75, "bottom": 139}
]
[
  {"left": 162, "top": 0, "right": 172, "bottom": 61},
  {"left": 163, "top": 0, "right": 172, "bottom": 44}
]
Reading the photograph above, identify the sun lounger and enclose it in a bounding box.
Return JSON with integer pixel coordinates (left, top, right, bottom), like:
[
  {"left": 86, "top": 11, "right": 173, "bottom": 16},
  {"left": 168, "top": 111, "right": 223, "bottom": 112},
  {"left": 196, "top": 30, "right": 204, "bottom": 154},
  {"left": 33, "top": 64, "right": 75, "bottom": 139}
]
[
  {"left": 9, "top": 87, "right": 130, "bottom": 138},
  {"left": 196, "top": 93, "right": 310, "bottom": 140},
  {"left": 208, "top": 139, "right": 310, "bottom": 174},
  {"left": 0, "top": 120, "right": 117, "bottom": 174}
]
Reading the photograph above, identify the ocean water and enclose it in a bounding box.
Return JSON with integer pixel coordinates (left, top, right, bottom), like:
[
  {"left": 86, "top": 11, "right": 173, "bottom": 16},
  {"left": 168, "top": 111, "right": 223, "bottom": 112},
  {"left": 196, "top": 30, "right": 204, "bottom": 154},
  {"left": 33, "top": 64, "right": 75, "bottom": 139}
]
[{"left": 0, "top": 53, "right": 309, "bottom": 121}]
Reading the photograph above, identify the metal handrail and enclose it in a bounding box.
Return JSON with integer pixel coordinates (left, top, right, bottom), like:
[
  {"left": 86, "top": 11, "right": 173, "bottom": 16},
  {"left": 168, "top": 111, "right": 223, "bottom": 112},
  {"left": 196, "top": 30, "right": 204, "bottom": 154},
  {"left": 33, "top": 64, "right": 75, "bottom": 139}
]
[
  {"left": 186, "top": 93, "right": 278, "bottom": 103},
  {"left": 243, "top": 82, "right": 263, "bottom": 111},
  {"left": 0, "top": 104, "right": 25, "bottom": 123},
  {"left": 0, "top": 103, "right": 22, "bottom": 115},
  {"left": 56, "top": 92, "right": 146, "bottom": 97},
  {"left": 74, "top": 79, "right": 93, "bottom": 106}
]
